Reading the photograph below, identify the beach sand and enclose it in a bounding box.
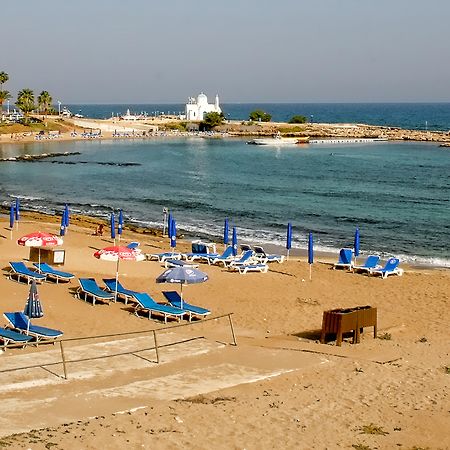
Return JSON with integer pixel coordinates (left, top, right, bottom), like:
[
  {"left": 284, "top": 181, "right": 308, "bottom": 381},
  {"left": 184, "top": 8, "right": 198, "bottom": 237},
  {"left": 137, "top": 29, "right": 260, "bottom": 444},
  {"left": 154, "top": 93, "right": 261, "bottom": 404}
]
[{"left": 0, "top": 213, "right": 449, "bottom": 449}]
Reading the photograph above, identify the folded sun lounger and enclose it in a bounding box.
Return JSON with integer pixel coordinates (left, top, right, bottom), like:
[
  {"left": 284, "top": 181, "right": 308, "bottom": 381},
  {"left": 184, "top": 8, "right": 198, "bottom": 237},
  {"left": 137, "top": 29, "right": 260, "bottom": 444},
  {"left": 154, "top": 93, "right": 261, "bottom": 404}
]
[
  {"left": 4, "top": 312, "right": 63, "bottom": 343},
  {"left": 103, "top": 278, "right": 140, "bottom": 304},
  {"left": 132, "top": 292, "right": 187, "bottom": 323},
  {"left": 163, "top": 291, "right": 211, "bottom": 319},
  {"left": 253, "top": 245, "right": 285, "bottom": 263},
  {"left": 352, "top": 255, "right": 381, "bottom": 274},
  {"left": 0, "top": 326, "right": 33, "bottom": 350},
  {"left": 333, "top": 248, "right": 353, "bottom": 270},
  {"left": 369, "top": 258, "right": 404, "bottom": 279},
  {"left": 33, "top": 263, "right": 74, "bottom": 284},
  {"left": 76, "top": 278, "right": 114, "bottom": 305},
  {"left": 8, "top": 262, "right": 46, "bottom": 284}
]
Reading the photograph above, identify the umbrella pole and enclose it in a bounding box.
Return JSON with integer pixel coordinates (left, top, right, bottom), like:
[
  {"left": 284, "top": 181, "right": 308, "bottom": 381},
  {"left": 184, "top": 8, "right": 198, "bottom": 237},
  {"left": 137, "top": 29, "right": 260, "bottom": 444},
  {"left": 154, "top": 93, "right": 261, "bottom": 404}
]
[
  {"left": 287, "top": 249, "right": 290, "bottom": 261},
  {"left": 309, "top": 264, "right": 312, "bottom": 281},
  {"left": 38, "top": 248, "right": 41, "bottom": 273},
  {"left": 114, "top": 258, "right": 119, "bottom": 303},
  {"left": 180, "top": 284, "right": 183, "bottom": 309}
]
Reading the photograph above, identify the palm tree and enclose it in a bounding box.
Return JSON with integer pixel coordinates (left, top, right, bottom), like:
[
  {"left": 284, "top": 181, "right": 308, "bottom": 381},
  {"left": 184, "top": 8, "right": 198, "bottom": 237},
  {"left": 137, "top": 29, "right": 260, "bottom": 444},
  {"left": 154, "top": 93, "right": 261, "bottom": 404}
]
[
  {"left": 0, "top": 90, "right": 11, "bottom": 112},
  {"left": 0, "top": 71, "right": 8, "bottom": 91},
  {"left": 37, "top": 90, "right": 53, "bottom": 114},
  {"left": 16, "top": 88, "right": 35, "bottom": 123}
]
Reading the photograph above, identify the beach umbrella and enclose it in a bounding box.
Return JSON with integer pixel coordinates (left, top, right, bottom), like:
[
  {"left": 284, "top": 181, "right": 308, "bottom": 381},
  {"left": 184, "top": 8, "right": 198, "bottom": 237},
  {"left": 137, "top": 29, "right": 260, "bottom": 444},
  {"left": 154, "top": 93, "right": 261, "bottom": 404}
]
[
  {"left": 59, "top": 213, "right": 66, "bottom": 236},
  {"left": 170, "top": 218, "right": 177, "bottom": 250},
  {"left": 9, "top": 204, "right": 14, "bottom": 239},
  {"left": 167, "top": 212, "right": 173, "bottom": 237},
  {"left": 18, "top": 231, "right": 63, "bottom": 272},
  {"left": 286, "top": 222, "right": 293, "bottom": 260},
  {"left": 223, "top": 218, "right": 229, "bottom": 247},
  {"left": 15, "top": 197, "right": 20, "bottom": 230},
  {"left": 156, "top": 266, "right": 208, "bottom": 309},
  {"left": 110, "top": 212, "right": 116, "bottom": 244},
  {"left": 308, "top": 231, "right": 314, "bottom": 281},
  {"left": 93, "top": 245, "right": 145, "bottom": 302},
  {"left": 118, "top": 209, "right": 124, "bottom": 241},
  {"left": 63, "top": 204, "right": 70, "bottom": 231},
  {"left": 24, "top": 279, "right": 44, "bottom": 319},
  {"left": 354, "top": 227, "right": 360, "bottom": 265},
  {"left": 231, "top": 226, "right": 238, "bottom": 256}
]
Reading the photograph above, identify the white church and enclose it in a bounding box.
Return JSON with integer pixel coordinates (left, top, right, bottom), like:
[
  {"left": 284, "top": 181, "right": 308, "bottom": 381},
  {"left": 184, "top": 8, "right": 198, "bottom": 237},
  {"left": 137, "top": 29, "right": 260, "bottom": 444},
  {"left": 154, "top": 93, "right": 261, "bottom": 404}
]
[{"left": 184, "top": 92, "right": 221, "bottom": 121}]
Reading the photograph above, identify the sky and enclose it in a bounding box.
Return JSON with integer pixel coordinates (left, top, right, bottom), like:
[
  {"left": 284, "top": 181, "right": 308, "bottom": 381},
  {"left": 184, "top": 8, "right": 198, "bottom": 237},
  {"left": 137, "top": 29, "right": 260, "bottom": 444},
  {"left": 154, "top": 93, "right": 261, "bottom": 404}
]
[{"left": 2, "top": 0, "right": 450, "bottom": 104}]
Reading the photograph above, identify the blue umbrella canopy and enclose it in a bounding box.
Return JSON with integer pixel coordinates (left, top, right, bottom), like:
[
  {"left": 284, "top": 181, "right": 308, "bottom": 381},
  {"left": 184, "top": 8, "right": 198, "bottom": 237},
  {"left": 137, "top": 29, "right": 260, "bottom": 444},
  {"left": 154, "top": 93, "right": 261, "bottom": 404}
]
[
  {"left": 223, "top": 218, "right": 229, "bottom": 245},
  {"left": 110, "top": 212, "right": 116, "bottom": 239},
  {"left": 354, "top": 227, "right": 360, "bottom": 259},
  {"left": 24, "top": 280, "right": 43, "bottom": 319},
  {"left": 232, "top": 226, "right": 238, "bottom": 256},
  {"left": 60, "top": 213, "right": 66, "bottom": 236},
  {"left": 118, "top": 209, "right": 124, "bottom": 235},
  {"left": 64, "top": 204, "right": 70, "bottom": 228},
  {"left": 308, "top": 231, "right": 314, "bottom": 280},
  {"left": 9, "top": 204, "right": 14, "bottom": 229},
  {"left": 167, "top": 212, "right": 173, "bottom": 237},
  {"left": 286, "top": 222, "right": 293, "bottom": 250},
  {"left": 15, "top": 198, "right": 20, "bottom": 221},
  {"left": 170, "top": 219, "right": 177, "bottom": 249}
]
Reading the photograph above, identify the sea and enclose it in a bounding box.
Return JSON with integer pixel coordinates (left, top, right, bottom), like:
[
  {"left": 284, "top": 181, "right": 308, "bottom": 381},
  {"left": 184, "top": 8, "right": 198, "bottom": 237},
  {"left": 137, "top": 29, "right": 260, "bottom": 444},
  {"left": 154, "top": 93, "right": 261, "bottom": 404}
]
[{"left": 1, "top": 103, "right": 449, "bottom": 268}]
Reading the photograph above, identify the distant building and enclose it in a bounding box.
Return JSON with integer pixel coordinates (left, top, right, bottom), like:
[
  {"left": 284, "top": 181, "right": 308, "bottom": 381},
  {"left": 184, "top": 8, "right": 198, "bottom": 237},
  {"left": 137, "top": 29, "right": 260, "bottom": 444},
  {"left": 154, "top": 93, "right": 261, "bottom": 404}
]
[{"left": 185, "top": 93, "right": 221, "bottom": 121}]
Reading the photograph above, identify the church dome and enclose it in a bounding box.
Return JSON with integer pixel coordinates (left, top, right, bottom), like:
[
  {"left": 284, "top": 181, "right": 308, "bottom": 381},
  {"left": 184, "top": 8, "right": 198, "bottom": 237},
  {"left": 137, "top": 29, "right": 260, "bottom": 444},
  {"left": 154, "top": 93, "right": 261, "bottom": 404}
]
[{"left": 197, "top": 93, "right": 208, "bottom": 105}]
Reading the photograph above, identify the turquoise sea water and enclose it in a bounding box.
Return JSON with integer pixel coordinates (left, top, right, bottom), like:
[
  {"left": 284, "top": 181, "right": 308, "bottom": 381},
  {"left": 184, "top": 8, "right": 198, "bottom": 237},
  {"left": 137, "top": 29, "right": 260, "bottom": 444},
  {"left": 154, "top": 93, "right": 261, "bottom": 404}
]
[{"left": 0, "top": 137, "right": 449, "bottom": 267}]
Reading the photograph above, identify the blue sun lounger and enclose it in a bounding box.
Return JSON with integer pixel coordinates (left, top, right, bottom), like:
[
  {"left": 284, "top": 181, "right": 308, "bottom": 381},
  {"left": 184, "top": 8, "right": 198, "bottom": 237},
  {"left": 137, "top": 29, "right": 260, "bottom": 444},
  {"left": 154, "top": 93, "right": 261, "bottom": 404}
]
[
  {"left": 103, "top": 278, "right": 140, "bottom": 304},
  {"left": 253, "top": 246, "right": 285, "bottom": 263},
  {"left": 163, "top": 291, "right": 211, "bottom": 319},
  {"left": 333, "top": 248, "right": 354, "bottom": 270},
  {"left": 8, "top": 262, "right": 46, "bottom": 284},
  {"left": 77, "top": 278, "right": 114, "bottom": 305},
  {"left": 369, "top": 258, "right": 404, "bottom": 279},
  {"left": 352, "top": 255, "right": 381, "bottom": 274},
  {"left": 33, "top": 263, "right": 74, "bottom": 284},
  {"left": 4, "top": 312, "right": 63, "bottom": 343},
  {"left": 207, "top": 246, "right": 235, "bottom": 266},
  {"left": 182, "top": 242, "right": 218, "bottom": 262},
  {"left": 132, "top": 292, "right": 187, "bottom": 323},
  {"left": 0, "top": 326, "right": 33, "bottom": 350},
  {"left": 228, "top": 262, "right": 269, "bottom": 274},
  {"left": 226, "top": 250, "right": 255, "bottom": 268},
  {"left": 146, "top": 252, "right": 183, "bottom": 262}
]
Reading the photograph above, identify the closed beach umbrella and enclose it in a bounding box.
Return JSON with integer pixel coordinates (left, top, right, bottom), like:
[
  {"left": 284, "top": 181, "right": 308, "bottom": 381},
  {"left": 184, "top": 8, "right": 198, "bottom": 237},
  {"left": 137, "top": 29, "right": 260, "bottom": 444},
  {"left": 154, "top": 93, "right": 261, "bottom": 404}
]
[
  {"left": 118, "top": 209, "right": 124, "bottom": 240},
  {"left": 156, "top": 266, "right": 208, "bottom": 309},
  {"left": 9, "top": 204, "right": 14, "bottom": 239},
  {"left": 59, "top": 213, "right": 66, "bottom": 236},
  {"left": 167, "top": 212, "right": 173, "bottom": 238},
  {"left": 354, "top": 227, "right": 360, "bottom": 264},
  {"left": 64, "top": 204, "right": 70, "bottom": 229},
  {"left": 170, "top": 219, "right": 177, "bottom": 250},
  {"left": 308, "top": 231, "right": 314, "bottom": 281},
  {"left": 110, "top": 212, "right": 116, "bottom": 243},
  {"left": 94, "top": 245, "right": 145, "bottom": 302},
  {"left": 232, "top": 226, "right": 238, "bottom": 256},
  {"left": 24, "top": 280, "right": 44, "bottom": 319},
  {"left": 18, "top": 231, "right": 63, "bottom": 272},
  {"left": 223, "top": 218, "right": 229, "bottom": 246},
  {"left": 286, "top": 222, "right": 293, "bottom": 259}
]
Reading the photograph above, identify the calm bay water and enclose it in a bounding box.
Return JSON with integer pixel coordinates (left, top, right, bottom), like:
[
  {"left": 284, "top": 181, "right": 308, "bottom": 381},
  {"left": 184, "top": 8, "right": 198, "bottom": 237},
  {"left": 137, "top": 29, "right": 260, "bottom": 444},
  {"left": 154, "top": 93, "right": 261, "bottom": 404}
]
[{"left": 1, "top": 137, "right": 449, "bottom": 267}]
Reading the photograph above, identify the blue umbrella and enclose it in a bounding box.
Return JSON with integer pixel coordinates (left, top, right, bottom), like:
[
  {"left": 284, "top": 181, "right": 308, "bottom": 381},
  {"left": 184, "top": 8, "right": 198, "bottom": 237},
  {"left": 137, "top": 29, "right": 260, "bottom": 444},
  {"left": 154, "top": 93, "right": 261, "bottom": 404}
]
[
  {"left": 286, "top": 222, "right": 293, "bottom": 259},
  {"left": 118, "top": 209, "right": 124, "bottom": 240},
  {"left": 64, "top": 204, "right": 70, "bottom": 228},
  {"left": 167, "top": 212, "right": 173, "bottom": 238},
  {"left": 231, "top": 226, "right": 238, "bottom": 256},
  {"left": 24, "top": 280, "right": 43, "bottom": 323},
  {"left": 156, "top": 266, "right": 208, "bottom": 308},
  {"left": 110, "top": 212, "right": 116, "bottom": 243},
  {"left": 15, "top": 197, "right": 20, "bottom": 224},
  {"left": 9, "top": 204, "right": 14, "bottom": 239},
  {"left": 223, "top": 218, "right": 229, "bottom": 246},
  {"left": 308, "top": 231, "right": 314, "bottom": 280},
  {"left": 170, "top": 219, "right": 177, "bottom": 250},
  {"left": 354, "top": 227, "right": 360, "bottom": 264},
  {"left": 60, "top": 213, "right": 66, "bottom": 236}
]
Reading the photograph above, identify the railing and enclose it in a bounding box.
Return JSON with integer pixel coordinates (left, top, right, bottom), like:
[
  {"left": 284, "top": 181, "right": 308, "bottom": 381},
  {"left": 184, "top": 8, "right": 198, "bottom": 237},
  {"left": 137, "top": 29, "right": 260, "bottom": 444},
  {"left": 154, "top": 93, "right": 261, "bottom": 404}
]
[{"left": 0, "top": 313, "right": 237, "bottom": 380}]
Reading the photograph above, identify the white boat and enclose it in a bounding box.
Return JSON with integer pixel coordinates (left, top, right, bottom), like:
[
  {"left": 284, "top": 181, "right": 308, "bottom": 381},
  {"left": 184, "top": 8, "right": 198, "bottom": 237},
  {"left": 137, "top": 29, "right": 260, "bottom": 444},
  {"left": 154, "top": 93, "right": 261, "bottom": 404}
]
[{"left": 248, "top": 133, "right": 309, "bottom": 146}]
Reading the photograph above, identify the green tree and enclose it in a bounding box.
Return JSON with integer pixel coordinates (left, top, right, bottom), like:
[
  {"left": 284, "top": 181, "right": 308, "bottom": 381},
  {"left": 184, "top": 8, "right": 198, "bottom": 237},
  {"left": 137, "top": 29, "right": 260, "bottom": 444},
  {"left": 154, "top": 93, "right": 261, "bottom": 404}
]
[
  {"left": 202, "top": 111, "right": 225, "bottom": 129},
  {"left": 249, "top": 109, "right": 272, "bottom": 122},
  {"left": 16, "top": 88, "right": 35, "bottom": 123},
  {"left": 37, "top": 90, "right": 53, "bottom": 114},
  {"left": 288, "top": 115, "right": 308, "bottom": 124},
  {"left": 0, "top": 90, "right": 11, "bottom": 112},
  {"left": 0, "top": 71, "right": 8, "bottom": 91}
]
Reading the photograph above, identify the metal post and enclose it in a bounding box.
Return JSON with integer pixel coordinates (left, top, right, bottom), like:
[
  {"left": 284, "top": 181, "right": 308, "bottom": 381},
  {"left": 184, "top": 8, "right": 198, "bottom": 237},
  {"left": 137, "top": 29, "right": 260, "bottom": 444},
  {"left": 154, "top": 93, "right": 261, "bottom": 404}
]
[
  {"left": 228, "top": 314, "right": 237, "bottom": 346},
  {"left": 163, "top": 207, "right": 168, "bottom": 236},
  {"left": 59, "top": 341, "right": 68, "bottom": 379},
  {"left": 153, "top": 330, "right": 160, "bottom": 363}
]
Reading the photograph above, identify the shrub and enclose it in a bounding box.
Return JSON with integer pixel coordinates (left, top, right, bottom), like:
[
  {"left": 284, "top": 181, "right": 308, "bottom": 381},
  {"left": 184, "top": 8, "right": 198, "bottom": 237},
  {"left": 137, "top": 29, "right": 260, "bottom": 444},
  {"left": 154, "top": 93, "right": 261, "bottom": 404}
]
[{"left": 289, "top": 115, "right": 308, "bottom": 124}]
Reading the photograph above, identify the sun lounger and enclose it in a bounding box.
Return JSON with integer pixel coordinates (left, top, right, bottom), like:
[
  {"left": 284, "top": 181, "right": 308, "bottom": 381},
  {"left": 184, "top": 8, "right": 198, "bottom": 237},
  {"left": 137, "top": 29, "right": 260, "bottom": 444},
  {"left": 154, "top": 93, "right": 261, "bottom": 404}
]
[
  {"left": 103, "top": 278, "right": 140, "bottom": 304},
  {"left": 164, "top": 259, "right": 199, "bottom": 269},
  {"left": 0, "top": 326, "right": 33, "bottom": 350},
  {"left": 4, "top": 312, "right": 63, "bottom": 343},
  {"left": 352, "top": 255, "right": 381, "bottom": 274},
  {"left": 226, "top": 250, "right": 255, "bottom": 268},
  {"left": 207, "top": 246, "right": 236, "bottom": 266},
  {"left": 132, "top": 292, "right": 187, "bottom": 323},
  {"left": 333, "top": 248, "right": 353, "bottom": 270},
  {"left": 253, "top": 246, "right": 285, "bottom": 263},
  {"left": 227, "top": 263, "right": 269, "bottom": 274},
  {"left": 33, "top": 263, "right": 74, "bottom": 284},
  {"left": 8, "top": 262, "right": 46, "bottom": 284},
  {"left": 182, "top": 241, "right": 218, "bottom": 262},
  {"left": 369, "top": 258, "right": 404, "bottom": 279},
  {"left": 76, "top": 278, "right": 114, "bottom": 305},
  {"left": 163, "top": 291, "right": 211, "bottom": 319},
  {"left": 146, "top": 252, "right": 183, "bottom": 262},
  {"left": 240, "top": 244, "right": 253, "bottom": 252}
]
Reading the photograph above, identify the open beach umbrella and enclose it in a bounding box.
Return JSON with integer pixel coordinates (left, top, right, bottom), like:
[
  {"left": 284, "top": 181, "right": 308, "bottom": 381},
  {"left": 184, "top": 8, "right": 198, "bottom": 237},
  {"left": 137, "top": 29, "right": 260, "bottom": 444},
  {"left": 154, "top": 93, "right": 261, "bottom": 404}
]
[
  {"left": 9, "top": 204, "right": 14, "bottom": 239},
  {"left": 110, "top": 212, "right": 116, "bottom": 244},
  {"left": 93, "top": 245, "right": 145, "bottom": 302},
  {"left": 354, "top": 227, "right": 360, "bottom": 265},
  {"left": 156, "top": 266, "right": 208, "bottom": 309},
  {"left": 308, "top": 231, "right": 314, "bottom": 281},
  {"left": 170, "top": 218, "right": 177, "bottom": 250},
  {"left": 18, "top": 231, "right": 63, "bottom": 272},
  {"left": 223, "top": 218, "right": 229, "bottom": 247},
  {"left": 231, "top": 226, "right": 238, "bottom": 256},
  {"left": 118, "top": 209, "right": 123, "bottom": 241},
  {"left": 286, "top": 222, "right": 293, "bottom": 260},
  {"left": 15, "top": 198, "right": 20, "bottom": 230}
]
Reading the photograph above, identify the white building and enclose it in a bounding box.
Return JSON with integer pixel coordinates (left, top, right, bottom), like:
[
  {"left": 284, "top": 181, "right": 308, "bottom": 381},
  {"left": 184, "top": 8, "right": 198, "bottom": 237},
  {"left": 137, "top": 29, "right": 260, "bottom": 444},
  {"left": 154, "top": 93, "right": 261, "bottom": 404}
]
[{"left": 185, "top": 93, "right": 221, "bottom": 121}]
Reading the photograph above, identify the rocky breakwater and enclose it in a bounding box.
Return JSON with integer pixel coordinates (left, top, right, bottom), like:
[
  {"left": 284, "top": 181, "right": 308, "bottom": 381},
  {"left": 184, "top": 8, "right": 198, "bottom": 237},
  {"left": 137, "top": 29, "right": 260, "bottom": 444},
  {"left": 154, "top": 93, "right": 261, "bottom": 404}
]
[{"left": 0, "top": 151, "right": 81, "bottom": 162}]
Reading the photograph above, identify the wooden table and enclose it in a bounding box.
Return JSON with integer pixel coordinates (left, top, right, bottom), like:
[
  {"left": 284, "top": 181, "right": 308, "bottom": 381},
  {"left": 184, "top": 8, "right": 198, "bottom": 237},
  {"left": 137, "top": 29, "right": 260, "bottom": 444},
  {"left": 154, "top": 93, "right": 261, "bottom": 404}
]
[{"left": 320, "top": 306, "right": 377, "bottom": 346}]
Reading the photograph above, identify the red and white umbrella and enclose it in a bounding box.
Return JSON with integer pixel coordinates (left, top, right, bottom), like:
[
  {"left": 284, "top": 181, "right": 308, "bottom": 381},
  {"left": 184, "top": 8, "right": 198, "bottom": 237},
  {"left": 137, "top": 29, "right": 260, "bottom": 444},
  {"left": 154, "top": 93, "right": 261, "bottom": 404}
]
[
  {"left": 93, "top": 246, "right": 145, "bottom": 301},
  {"left": 18, "top": 232, "right": 63, "bottom": 272}
]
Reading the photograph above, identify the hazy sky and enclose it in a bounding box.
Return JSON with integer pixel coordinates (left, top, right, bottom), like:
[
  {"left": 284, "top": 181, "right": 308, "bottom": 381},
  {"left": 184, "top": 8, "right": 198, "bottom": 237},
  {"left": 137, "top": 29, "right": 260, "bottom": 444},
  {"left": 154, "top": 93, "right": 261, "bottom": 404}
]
[{"left": 2, "top": 0, "right": 450, "bottom": 103}]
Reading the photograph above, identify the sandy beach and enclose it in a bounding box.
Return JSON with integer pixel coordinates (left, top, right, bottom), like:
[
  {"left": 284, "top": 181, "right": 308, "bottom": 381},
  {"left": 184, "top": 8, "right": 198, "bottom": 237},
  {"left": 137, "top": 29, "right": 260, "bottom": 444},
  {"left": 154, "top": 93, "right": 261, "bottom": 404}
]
[{"left": 0, "top": 212, "right": 448, "bottom": 449}]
